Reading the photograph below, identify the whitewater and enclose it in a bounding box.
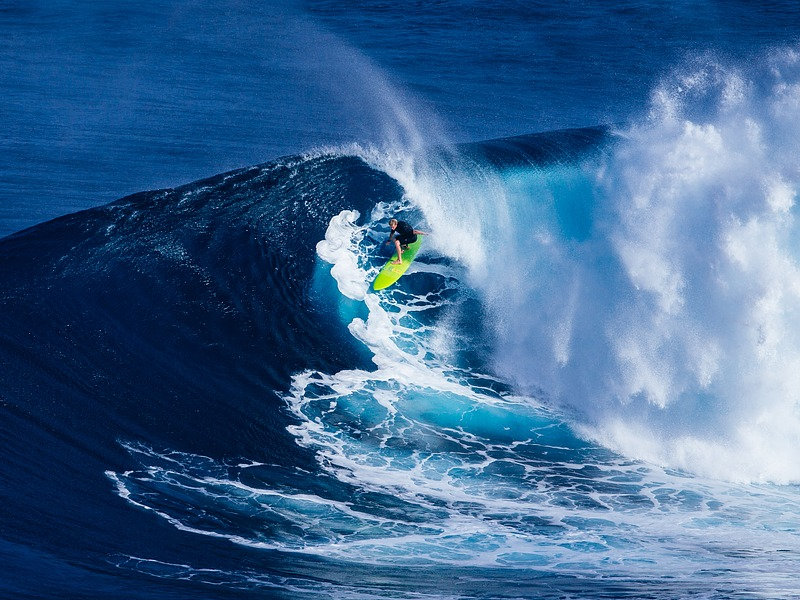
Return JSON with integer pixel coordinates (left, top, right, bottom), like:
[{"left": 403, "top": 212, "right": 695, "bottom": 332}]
[{"left": 319, "top": 53, "right": 800, "bottom": 485}]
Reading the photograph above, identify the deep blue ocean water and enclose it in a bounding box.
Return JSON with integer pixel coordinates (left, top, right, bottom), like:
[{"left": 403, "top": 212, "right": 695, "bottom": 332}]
[{"left": 4, "top": 2, "right": 800, "bottom": 599}]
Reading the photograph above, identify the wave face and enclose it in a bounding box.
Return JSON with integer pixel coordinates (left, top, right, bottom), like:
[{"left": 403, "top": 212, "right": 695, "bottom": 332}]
[{"left": 4, "top": 60, "right": 800, "bottom": 598}]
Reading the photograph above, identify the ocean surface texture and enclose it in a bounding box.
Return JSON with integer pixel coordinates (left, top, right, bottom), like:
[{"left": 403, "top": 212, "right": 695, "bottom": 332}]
[{"left": 4, "top": 2, "right": 800, "bottom": 599}]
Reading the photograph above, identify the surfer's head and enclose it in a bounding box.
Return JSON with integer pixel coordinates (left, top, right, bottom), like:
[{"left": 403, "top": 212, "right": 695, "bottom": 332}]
[{"left": 389, "top": 218, "right": 398, "bottom": 230}]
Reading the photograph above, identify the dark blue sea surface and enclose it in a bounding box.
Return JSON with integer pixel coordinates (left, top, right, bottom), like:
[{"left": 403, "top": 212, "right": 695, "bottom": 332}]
[
  {"left": 4, "top": 2, "right": 800, "bottom": 599},
  {"left": 4, "top": 0, "right": 800, "bottom": 237}
]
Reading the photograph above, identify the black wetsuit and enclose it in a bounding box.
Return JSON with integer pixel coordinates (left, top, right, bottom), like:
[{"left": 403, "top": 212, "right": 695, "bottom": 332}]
[{"left": 393, "top": 220, "right": 417, "bottom": 246}]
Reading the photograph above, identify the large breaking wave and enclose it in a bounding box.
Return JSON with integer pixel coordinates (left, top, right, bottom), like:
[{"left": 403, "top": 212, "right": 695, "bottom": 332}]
[{"left": 3, "top": 51, "right": 800, "bottom": 600}]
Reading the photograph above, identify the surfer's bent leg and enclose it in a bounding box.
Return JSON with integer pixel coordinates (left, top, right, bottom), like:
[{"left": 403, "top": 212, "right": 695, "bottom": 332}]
[{"left": 393, "top": 239, "right": 403, "bottom": 264}]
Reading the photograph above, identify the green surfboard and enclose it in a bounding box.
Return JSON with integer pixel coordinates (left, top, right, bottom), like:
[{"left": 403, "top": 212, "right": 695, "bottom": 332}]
[{"left": 372, "top": 237, "right": 423, "bottom": 291}]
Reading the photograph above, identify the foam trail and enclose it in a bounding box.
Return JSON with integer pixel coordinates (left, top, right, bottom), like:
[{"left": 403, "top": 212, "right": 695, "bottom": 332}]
[{"left": 316, "top": 209, "right": 370, "bottom": 300}]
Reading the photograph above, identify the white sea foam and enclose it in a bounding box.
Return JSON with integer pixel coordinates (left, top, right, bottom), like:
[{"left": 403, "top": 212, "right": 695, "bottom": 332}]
[
  {"left": 424, "top": 55, "right": 800, "bottom": 484},
  {"left": 315, "top": 209, "right": 370, "bottom": 300},
  {"left": 584, "top": 57, "right": 800, "bottom": 483},
  {"left": 317, "top": 53, "right": 800, "bottom": 485}
]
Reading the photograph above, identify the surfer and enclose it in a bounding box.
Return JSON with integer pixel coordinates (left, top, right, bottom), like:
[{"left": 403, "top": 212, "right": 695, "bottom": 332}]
[{"left": 387, "top": 218, "right": 426, "bottom": 264}]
